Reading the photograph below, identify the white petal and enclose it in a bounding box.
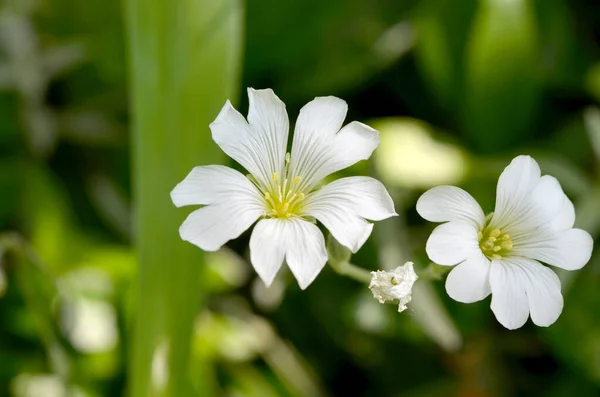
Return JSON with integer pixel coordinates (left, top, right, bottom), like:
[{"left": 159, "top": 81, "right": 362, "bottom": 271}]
[
  {"left": 516, "top": 228, "right": 593, "bottom": 271},
  {"left": 210, "top": 101, "right": 265, "bottom": 181},
  {"left": 501, "top": 175, "right": 564, "bottom": 232},
  {"left": 550, "top": 194, "right": 575, "bottom": 231},
  {"left": 425, "top": 221, "right": 480, "bottom": 266},
  {"left": 210, "top": 90, "right": 289, "bottom": 186},
  {"left": 284, "top": 218, "right": 328, "bottom": 289},
  {"left": 310, "top": 122, "right": 380, "bottom": 185},
  {"left": 489, "top": 259, "right": 529, "bottom": 330},
  {"left": 445, "top": 251, "right": 491, "bottom": 303},
  {"left": 249, "top": 219, "right": 286, "bottom": 287},
  {"left": 289, "top": 96, "right": 347, "bottom": 189},
  {"left": 179, "top": 202, "right": 264, "bottom": 252},
  {"left": 302, "top": 177, "right": 396, "bottom": 252},
  {"left": 500, "top": 258, "right": 563, "bottom": 327},
  {"left": 416, "top": 186, "right": 485, "bottom": 229},
  {"left": 491, "top": 157, "right": 565, "bottom": 232},
  {"left": 308, "top": 209, "right": 373, "bottom": 253},
  {"left": 494, "top": 155, "right": 541, "bottom": 217},
  {"left": 249, "top": 218, "right": 328, "bottom": 289},
  {"left": 170, "top": 165, "right": 262, "bottom": 207},
  {"left": 247, "top": 88, "right": 289, "bottom": 177},
  {"left": 305, "top": 177, "right": 396, "bottom": 220}
]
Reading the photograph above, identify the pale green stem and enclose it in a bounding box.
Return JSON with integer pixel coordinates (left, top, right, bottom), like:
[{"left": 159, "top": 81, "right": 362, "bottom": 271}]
[{"left": 328, "top": 260, "right": 372, "bottom": 284}]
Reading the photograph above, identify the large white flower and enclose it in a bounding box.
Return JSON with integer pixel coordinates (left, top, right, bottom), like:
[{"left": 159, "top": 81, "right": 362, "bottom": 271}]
[
  {"left": 171, "top": 88, "right": 396, "bottom": 289},
  {"left": 416, "top": 155, "right": 593, "bottom": 329}
]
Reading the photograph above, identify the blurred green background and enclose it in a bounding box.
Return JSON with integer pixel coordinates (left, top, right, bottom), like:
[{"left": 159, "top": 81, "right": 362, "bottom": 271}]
[{"left": 1, "top": 0, "right": 600, "bottom": 396}]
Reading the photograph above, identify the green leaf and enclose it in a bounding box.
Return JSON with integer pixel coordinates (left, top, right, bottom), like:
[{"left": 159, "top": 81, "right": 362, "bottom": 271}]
[
  {"left": 463, "top": 0, "right": 541, "bottom": 152},
  {"left": 413, "top": 0, "right": 477, "bottom": 112},
  {"left": 124, "top": 0, "right": 244, "bottom": 396}
]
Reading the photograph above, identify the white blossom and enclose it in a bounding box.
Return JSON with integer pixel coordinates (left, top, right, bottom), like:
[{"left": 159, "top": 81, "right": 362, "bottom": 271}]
[
  {"left": 369, "top": 262, "right": 418, "bottom": 312},
  {"left": 171, "top": 88, "right": 396, "bottom": 289},
  {"left": 417, "top": 155, "right": 593, "bottom": 329}
]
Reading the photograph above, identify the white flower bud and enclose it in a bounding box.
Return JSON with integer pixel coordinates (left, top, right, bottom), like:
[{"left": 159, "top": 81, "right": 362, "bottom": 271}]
[{"left": 369, "top": 262, "right": 418, "bottom": 312}]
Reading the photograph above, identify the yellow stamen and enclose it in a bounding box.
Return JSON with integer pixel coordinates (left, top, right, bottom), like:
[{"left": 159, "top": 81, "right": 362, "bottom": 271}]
[
  {"left": 294, "top": 176, "right": 302, "bottom": 184},
  {"left": 492, "top": 246, "right": 501, "bottom": 252},
  {"left": 492, "top": 254, "right": 502, "bottom": 260},
  {"left": 264, "top": 192, "right": 270, "bottom": 200},
  {"left": 488, "top": 236, "right": 497, "bottom": 242},
  {"left": 490, "top": 228, "right": 501, "bottom": 238},
  {"left": 272, "top": 172, "right": 278, "bottom": 181}
]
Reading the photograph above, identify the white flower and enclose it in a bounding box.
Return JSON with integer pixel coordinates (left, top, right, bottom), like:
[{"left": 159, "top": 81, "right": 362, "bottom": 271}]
[
  {"left": 416, "top": 155, "right": 594, "bottom": 329},
  {"left": 369, "top": 262, "right": 418, "bottom": 312},
  {"left": 171, "top": 88, "right": 396, "bottom": 289}
]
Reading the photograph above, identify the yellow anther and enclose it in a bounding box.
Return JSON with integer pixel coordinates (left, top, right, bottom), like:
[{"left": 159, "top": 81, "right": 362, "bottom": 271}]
[
  {"left": 488, "top": 237, "right": 497, "bottom": 242},
  {"left": 501, "top": 241, "right": 513, "bottom": 250},
  {"left": 502, "top": 234, "right": 510, "bottom": 240},
  {"left": 272, "top": 172, "right": 278, "bottom": 181},
  {"left": 285, "top": 152, "right": 291, "bottom": 163},
  {"left": 264, "top": 192, "right": 271, "bottom": 200},
  {"left": 493, "top": 246, "right": 501, "bottom": 252},
  {"left": 490, "top": 228, "right": 501, "bottom": 238},
  {"left": 294, "top": 176, "right": 302, "bottom": 184},
  {"left": 477, "top": 231, "right": 483, "bottom": 240},
  {"left": 492, "top": 254, "right": 502, "bottom": 260},
  {"left": 299, "top": 193, "right": 305, "bottom": 199},
  {"left": 282, "top": 202, "right": 289, "bottom": 212}
]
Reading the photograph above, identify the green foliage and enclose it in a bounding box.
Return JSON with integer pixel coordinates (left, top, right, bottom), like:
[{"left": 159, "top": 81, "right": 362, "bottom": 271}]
[
  {"left": 0, "top": 0, "right": 599, "bottom": 396},
  {"left": 125, "top": 0, "right": 244, "bottom": 395}
]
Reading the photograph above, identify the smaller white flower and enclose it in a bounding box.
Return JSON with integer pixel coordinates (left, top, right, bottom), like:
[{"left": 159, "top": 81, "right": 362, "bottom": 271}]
[
  {"left": 171, "top": 88, "right": 396, "bottom": 289},
  {"left": 369, "top": 262, "right": 418, "bottom": 312},
  {"left": 417, "top": 155, "right": 594, "bottom": 329}
]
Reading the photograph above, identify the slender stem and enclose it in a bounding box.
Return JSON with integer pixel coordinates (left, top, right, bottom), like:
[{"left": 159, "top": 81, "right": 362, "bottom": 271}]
[{"left": 328, "top": 260, "right": 372, "bottom": 284}]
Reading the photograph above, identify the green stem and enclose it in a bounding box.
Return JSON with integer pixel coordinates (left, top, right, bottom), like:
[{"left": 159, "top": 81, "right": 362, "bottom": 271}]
[{"left": 328, "top": 260, "right": 372, "bottom": 284}]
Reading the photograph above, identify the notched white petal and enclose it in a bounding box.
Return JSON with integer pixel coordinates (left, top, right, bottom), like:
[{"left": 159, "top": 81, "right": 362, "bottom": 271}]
[
  {"left": 490, "top": 259, "right": 529, "bottom": 330},
  {"left": 284, "top": 219, "right": 328, "bottom": 289},
  {"left": 179, "top": 203, "right": 263, "bottom": 252},
  {"left": 518, "top": 228, "right": 593, "bottom": 271},
  {"left": 250, "top": 219, "right": 287, "bottom": 287},
  {"left": 249, "top": 218, "right": 328, "bottom": 289},
  {"left": 247, "top": 88, "right": 289, "bottom": 176},
  {"left": 303, "top": 176, "right": 395, "bottom": 253},
  {"left": 416, "top": 186, "right": 485, "bottom": 228},
  {"left": 170, "top": 165, "right": 261, "bottom": 208},
  {"left": 425, "top": 221, "right": 480, "bottom": 266},
  {"left": 492, "top": 155, "right": 541, "bottom": 227},
  {"left": 445, "top": 251, "right": 491, "bottom": 303}
]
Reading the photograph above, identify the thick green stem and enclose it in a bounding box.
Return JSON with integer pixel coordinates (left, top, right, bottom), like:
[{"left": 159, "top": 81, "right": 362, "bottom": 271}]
[{"left": 125, "top": 0, "right": 243, "bottom": 396}]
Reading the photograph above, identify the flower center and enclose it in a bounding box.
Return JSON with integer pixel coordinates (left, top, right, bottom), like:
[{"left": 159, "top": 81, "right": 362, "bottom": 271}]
[
  {"left": 263, "top": 171, "right": 305, "bottom": 218},
  {"left": 248, "top": 152, "right": 307, "bottom": 219},
  {"left": 478, "top": 227, "right": 513, "bottom": 259}
]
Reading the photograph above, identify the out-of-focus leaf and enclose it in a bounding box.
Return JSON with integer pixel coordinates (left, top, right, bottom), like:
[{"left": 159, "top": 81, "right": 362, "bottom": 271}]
[
  {"left": 372, "top": 117, "right": 468, "bottom": 189},
  {"left": 544, "top": 264, "right": 600, "bottom": 384},
  {"left": 246, "top": 0, "right": 411, "bottom": 99},
  {"left": 464, "top": 0, "right": 541, "bottom": 152},
  {"left": 413, "top": 0, "right": 477, "bottom": 111},
  {"left": 533, "top": 0, "right": 592, "bottom": 87},
  {"left": 586, "top": 62, "right": 600, "bottom": 104},
  {"left": 125, "top": 0, "right": 244, "bottom": 395},
  {"left": 584, "top": 107, "right": 600, "bottom": 163}
]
